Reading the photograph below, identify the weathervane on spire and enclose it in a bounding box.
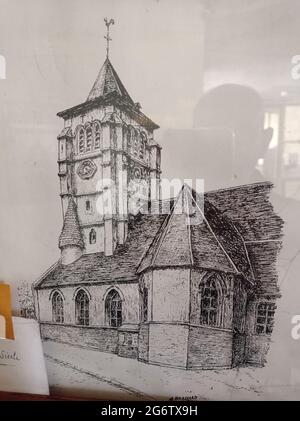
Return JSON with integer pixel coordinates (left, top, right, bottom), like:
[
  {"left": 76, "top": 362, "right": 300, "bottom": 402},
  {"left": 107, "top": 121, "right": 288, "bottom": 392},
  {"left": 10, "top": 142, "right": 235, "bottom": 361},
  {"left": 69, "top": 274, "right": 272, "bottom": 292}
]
[{"left": 104, "top": 17, "right": 115, "bottom": 58}]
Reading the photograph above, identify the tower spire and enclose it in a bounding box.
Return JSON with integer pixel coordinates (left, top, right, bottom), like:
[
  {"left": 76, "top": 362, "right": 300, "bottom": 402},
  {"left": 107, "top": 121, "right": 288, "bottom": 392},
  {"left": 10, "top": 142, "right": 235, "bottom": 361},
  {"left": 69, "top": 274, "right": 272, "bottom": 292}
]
[{"left": 104, "top": 17, "right": 115, "bottom": 59}]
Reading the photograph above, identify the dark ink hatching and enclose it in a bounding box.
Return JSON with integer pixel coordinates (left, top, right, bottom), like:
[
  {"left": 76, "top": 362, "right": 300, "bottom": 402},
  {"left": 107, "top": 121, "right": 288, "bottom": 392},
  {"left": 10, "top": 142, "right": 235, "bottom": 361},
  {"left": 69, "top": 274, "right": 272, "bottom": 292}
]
[{"left": 33, "top": 20, "right": 283, "bottom": 372}]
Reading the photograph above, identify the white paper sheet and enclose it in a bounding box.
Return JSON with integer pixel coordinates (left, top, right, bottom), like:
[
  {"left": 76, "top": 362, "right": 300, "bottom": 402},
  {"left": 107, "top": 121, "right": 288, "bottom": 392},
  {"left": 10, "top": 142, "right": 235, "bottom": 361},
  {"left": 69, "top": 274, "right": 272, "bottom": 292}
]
[
  {"left": 0, "top": 315, "right": 5, "bottom": 339},
  {"left": 0, "top": 317, "right": 49, "bottom": 395}
]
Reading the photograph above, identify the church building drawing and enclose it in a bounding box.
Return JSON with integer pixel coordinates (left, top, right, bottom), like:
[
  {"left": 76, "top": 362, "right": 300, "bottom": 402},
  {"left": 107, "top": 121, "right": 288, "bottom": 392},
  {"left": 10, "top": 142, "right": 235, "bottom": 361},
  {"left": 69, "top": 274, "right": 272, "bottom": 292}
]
[{"left": 34, "top": 23, "right": 283, "bottom": 370}]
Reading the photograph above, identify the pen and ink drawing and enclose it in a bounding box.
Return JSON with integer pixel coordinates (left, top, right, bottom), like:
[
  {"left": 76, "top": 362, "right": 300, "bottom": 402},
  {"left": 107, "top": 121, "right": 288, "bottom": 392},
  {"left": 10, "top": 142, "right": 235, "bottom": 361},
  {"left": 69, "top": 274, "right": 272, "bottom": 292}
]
[{"left": 24, "top": 18, "right": 284, "bottom": 397}]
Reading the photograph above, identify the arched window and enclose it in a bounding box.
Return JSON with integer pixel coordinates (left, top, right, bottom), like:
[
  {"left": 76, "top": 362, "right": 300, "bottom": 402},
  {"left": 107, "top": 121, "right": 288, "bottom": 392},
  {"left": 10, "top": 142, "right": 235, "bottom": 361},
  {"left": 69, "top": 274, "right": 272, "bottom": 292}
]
[
  {"left": 105, "top": 289, "right": 122, "bottom": 327},
  {"left": 94, "top": 122, "right": 101, "bottom": 149},
  {"left": 127, "top": 127, "right": 132, "bottom": 151},
  {"left": 52, "top": 291, "right": 64, "bottom": 324},
  {"left": 78, "top": 128, "right": 85, "bottom": 154},
  {"left": 86, "top": 126, "right": 92, "bottom": 152},
  {"left": 89, "top": 228, "right": 96, "bottom": 244},
  {"left": 157, "top": 148, "right": 161, "bottom": 170},
  {"left": 134, "top": 130, "right": 140, "bottom": 157},
  {"left": 256, "top": 302, "right": 276, "bottom": 334},
  {"left": 200, "top": 275, "right": 221, "bottom": 327},
  {"left": 130, "top": 128, "right": 138, "bottom": 157},
  {"left": 110, "top": 126, "right": 118, "bottom": 148},
  {"left": 142, "top": 287, "right": 148, "bottom": 322},
  {"left": 75, "top": 289, "right": 89, "bottom": 326},
  {"left": 139, "top": 133, "right": 147, "bottom": 159},
  {"left": 86, "top": 200, "right": 91, "bottom": 212}
]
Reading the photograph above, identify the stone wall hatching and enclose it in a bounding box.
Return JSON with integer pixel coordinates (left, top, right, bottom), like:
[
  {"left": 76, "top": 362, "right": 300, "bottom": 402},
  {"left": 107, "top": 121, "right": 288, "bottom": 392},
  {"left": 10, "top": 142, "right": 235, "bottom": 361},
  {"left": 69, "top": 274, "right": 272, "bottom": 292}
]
[
  {"left": 187, "top": 325, "right": 233, "bottom": 369},
  {"left": 40, "top": 322, "right": 118, "bottom": 354}
]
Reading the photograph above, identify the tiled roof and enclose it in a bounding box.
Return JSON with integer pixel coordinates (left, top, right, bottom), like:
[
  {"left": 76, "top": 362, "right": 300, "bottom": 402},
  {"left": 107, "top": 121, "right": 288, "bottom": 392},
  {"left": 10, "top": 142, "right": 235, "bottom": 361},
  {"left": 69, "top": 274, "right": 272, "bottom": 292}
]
[
  {"left": 58, "top": 198, "right": 84, "bottom": 249},
  {"left": 196, "top": 200, "right": 254, "bottom": 281},
  {"left": 57, "top": 61, "right": 159, "bottom": 131},
  {"left": 36, "top": 214, "right": 166, "bottom": 289},
  {"left": 57, "top": 92, "right": 159, "bottom": 131},
  {"left": 138, "top": 185, "right": 254, "bottom": 283},
  {"left": 87, "top": 58, "right": 134, "bottom": 104},
  {"left": 36, "top": 182, "right": 282, "bottom": 290},
  {"left": 205, "top": 182, "right": 283, "bottom": 242},
  {"left": 246, "top": 241, "right": 281, "bottom": 296},
  {"left": 148, "top": 182, "right": 284, "bottom": 242}
]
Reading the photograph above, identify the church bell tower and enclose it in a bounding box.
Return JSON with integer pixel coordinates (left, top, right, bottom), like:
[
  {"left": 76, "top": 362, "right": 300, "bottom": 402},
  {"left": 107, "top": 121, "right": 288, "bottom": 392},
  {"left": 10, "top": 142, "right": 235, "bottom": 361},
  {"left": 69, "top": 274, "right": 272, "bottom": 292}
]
[{"left": 57, "top": 19, "right": 161, "bottom": 264}]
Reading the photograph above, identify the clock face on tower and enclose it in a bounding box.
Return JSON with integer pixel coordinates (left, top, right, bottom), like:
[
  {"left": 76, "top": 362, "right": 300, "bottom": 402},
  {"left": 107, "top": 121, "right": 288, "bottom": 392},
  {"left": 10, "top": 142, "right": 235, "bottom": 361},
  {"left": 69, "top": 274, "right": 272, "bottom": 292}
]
[{"left": 77, "top": 159, "right": 97, "bottom": 180}]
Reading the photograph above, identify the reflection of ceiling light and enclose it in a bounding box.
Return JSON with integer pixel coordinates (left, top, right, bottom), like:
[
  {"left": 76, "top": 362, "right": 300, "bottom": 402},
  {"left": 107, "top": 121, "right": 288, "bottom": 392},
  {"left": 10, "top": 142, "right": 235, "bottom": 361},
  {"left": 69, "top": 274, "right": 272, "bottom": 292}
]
[
  {"left": 280, "top": 91, "right": 288, "bottom": 97},
  {"left": 257, "top": 158, "right": 264, "bottom": 166}
]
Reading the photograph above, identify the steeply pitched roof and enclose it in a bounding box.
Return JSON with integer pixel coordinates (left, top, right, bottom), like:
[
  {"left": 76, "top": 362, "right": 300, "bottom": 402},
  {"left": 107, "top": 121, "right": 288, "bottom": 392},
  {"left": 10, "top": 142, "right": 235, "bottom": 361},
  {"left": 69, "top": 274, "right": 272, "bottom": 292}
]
[
  {"left": 57, "top": 58, "right": 159, "bottom": 131},
  {"left": 35, "top": 213, "right": 166, "bottom": 289},
  {"left": 138, "top": 186, "right": 193, "bottom": 272},
  {"left": 191, "top": 199, "right": 254, "bottom": 282},
  {"left": 245, "top": 241, "right": 281, "bottom": 296},
  {"left": 36, "top": 182, "right": 282, "bottom": 290},
  {"left": 87, "top": 58, "right": 134, "bottom": 104},
  {"left": 147, "top": 182, "right": 283, "bottom": 242},
  {"left": 205, "top": 182, "right": 283, "bottom": 242},
  {"left": 138, "top": 185, "right": 254, "bottom": 283},
  {"left": 58, "top": 197, "right": 84, "bottom": 249}
]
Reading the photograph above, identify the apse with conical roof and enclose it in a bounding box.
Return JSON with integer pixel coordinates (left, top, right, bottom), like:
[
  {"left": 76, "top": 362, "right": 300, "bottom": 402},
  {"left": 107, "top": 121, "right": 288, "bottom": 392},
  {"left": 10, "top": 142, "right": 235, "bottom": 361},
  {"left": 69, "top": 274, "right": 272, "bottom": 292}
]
[{"left": 138, "top": 184, "right": 254, "bottom": 284}]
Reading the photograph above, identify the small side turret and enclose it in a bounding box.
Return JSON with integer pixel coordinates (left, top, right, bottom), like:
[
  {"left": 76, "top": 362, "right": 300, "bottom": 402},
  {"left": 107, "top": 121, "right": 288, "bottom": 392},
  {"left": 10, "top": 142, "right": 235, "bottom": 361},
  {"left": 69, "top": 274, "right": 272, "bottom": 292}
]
[{"left": 59, "top": 197, "right": 84, "bottom": 265}]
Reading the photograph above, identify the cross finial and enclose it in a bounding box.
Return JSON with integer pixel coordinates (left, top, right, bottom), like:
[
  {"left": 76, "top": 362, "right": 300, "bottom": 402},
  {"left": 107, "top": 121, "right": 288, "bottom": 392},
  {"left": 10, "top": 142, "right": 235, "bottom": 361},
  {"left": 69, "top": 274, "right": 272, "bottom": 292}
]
[{"left": 104, "top": 18, "right": 115, "bottom": 59}]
